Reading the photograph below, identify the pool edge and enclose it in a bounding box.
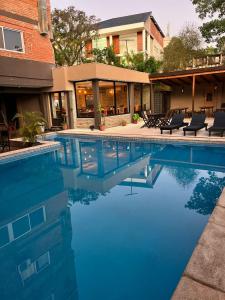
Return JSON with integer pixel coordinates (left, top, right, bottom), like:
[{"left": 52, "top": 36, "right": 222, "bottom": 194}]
[
  {"left": 0, "top": 140, "right": 61, "bottom": 164},
  {"left": 172, "top": 188, "right": 225, "bottom": 299}
]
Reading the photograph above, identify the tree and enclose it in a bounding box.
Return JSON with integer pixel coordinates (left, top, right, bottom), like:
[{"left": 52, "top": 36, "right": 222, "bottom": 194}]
[
  {"left": 166, "top": 166, "right": 199, "bottom": 188},
  {"left": 123, "top": 52, "right": 162, "bottom": 73},
  {"left": 185, "top": 171, "right": 225, "bottom": 215},
  {"left": 83, "top": 46, "right": 121, "bottom": 66},
  {"left": 179, "top": 23, "right": 202, "bottom": 50},
  {"left": 192, "top": 0, "right": 225, "bottom": 49},
  {"left": 163, "top": 24, "right": 203, "bottom": 71},
  {"left": 52, "top": 6, "right": 99, "bottom": 66}
]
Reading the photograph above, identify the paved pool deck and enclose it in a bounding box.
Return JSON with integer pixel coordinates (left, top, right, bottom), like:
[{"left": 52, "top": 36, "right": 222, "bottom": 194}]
[{"left": 58, "top": 119, "right": 225, "bottom": 145}]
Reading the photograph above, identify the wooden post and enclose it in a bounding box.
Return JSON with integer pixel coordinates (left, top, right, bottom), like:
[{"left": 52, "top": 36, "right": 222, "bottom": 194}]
[
  {"left": 192, "top": 75, "right": 196, "bottom": 112},
  {"left": 150, "top": 81, "right": 154, "bottom": 113}
]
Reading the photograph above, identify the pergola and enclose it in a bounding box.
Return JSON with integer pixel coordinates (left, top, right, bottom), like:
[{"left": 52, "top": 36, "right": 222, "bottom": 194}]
[{"left": 149, "top": 66, "right": 225, "bottom": 111}]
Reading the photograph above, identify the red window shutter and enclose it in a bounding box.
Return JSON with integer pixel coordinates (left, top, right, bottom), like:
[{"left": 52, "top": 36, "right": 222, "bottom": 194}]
[
  {"left": 137, "top": 31, "right": 143, "bottom": 51},
  {"left": 85, "top": 40, "right": 92, "bottom": 57},
  {"left": 113, "top": 35, "right": 120, "bottom": 54},
  {"left": 107, "top": 36, "right": 110, "bottom": 47}
]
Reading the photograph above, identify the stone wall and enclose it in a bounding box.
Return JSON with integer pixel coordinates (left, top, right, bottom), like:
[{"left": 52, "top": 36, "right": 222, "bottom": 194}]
[
  {"left": 76, "top": 118, "right": 95, "bottom": 128},
  {"left": 105, "top": 114, "right": 131, "bottom": 128},
  {"left": 75, "top": 114, "right": 131, "bottom": 128}
]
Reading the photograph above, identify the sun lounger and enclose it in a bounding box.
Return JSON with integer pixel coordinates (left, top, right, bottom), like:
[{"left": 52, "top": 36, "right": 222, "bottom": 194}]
[
  {"left": 160, "top": 113, "right": 185, "bottom": 134},
  {"left": 183, "top": 113, "right": 206, "bottom": 136},
  {"left": 208, "top": 111, "right": 225, "bottom": 137}
]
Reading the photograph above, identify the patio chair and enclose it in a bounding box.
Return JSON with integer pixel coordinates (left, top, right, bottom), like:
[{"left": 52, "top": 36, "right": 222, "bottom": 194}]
[
  {"left": 208, "top": 111, "right": 225, "bottom": 137},
  {"left": 157, "top": 109, "right": 175, "bottom": 127},
  {"left": 141, "top": 111, "right": 154, "bottom": 128},
  {"left": 160, "top": 113, "right": 185, "bottom": 134},
  {"left": 183, "top": 113, "right": 206, "bottom": 136}
]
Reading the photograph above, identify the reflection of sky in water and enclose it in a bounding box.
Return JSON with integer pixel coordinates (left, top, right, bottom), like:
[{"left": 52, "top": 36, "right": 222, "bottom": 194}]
[{"left": 0, "top": 137, "right": 225, "bottom": 300}]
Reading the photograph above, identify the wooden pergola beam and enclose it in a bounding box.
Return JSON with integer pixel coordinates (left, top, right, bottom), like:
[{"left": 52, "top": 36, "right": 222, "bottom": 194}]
[
  {"left": 150, "top": 69, "right": 225, "bottom": 81},
  {"left": 192, "top": 75, "right": 196, "bottom": 112}
]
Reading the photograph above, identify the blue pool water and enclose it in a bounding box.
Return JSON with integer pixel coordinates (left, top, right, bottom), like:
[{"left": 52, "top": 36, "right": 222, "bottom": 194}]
[{"left": 0, "top": 136, "right": 225, "bottom": 300}]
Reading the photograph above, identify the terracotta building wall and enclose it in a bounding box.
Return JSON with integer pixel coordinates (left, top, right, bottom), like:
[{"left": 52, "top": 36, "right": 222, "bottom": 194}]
[
  {"left": 137, "top": 31, "right": 143, "bottom": 52},
  {"left": 149, "top": 19, "right": 164, "bottom": 48},
  {"left": 0, "top": 0, "right": 54, "bottom": 63}
]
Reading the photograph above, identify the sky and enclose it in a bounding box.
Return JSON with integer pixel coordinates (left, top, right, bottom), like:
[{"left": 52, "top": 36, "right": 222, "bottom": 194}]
[{"left": 50, "top": 0, "right": 202, "bottom": 36}]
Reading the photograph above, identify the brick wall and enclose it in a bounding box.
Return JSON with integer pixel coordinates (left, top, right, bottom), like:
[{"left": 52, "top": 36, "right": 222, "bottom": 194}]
[
  {"left": 150, "top": 20, "right": 164, "bottom": 48},
  {"left": 0, "top": 0, "right": 54, "bottom": 63}
]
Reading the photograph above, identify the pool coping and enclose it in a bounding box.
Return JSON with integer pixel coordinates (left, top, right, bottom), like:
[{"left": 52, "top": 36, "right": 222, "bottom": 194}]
[
  {"left": 0, "top": 140, "right": 61, "bottom": 164},
  {"left": 172, "top": 188, "right": 225, "bottom": 299},
  {"left": 57, "top": 130, "right": 225, "bottom": 145}
]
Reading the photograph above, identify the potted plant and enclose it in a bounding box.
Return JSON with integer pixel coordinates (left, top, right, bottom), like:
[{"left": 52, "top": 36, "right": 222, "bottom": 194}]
[
  {"left": 62, "top": 120, "right": 68, "bottom": 130},
  {"left": 121, "top": 120, "right": 127, "bottom": 126},
  {"left": 61, "top": 115, "right": 68, "bottom": 130},
  {"left": 132, "top": 113, "right": 140, "bottom": 124},
  {"left": 98, "top": 104, "right": 106, "bottom": 131},
  {"left": 13, "top": 111, "right": 47, "bottom": 146}
]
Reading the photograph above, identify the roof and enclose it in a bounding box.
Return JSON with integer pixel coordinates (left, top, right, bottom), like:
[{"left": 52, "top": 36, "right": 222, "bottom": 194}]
[
  {"left": 97, "top": 12, "right": 165, "bottom": 37},
  {"left": 149, "top": 66, "right": 225, "bottom": 86}
]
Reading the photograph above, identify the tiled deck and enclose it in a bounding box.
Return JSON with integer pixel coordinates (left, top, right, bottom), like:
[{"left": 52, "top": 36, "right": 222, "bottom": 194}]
[{"left": 59, "top": 119, "right": 225, "bottom": 144}]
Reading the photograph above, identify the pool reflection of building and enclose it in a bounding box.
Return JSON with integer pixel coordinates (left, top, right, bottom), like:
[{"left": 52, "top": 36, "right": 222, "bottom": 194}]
[
  {"left": 56, "top": 138, "right": 164, "bottom": 200},
  {"left": 0, "top": 153, "right": 78, "bottom": 300},
  {"left": 56, "top": 138, "right": 225, "bottom": 203}
]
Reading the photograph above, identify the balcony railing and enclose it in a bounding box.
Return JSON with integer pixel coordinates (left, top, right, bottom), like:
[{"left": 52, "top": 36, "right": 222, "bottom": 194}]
[{"left": 187, "top": 53, "right": 225, "bottom": 69}]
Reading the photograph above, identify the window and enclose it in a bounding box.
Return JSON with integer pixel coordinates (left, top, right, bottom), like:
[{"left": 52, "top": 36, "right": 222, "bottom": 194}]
[
  {"left": 30, "top": 207, "right": 45, "bottom": 228},
  {"left": 0, "top": 206, "right": 46, "bottom": 248},
  {"left": 75, "top": 81, "right": 95, "bottom": 118},
  {"left": 36, "top": 252, "right": 50, "bottom": 272},
  {"left": 50, "top": 92, "right": 68, "bottom": 126},
  {"left": 0, "top": 226, "right": 10, "bottom": 248},
  {"left": 0, "top": 27, "right": 24, "bottom": 52},
  {"left": 12, "top": 215, "right": 30, "bottom": 239},
  {"left": 18, "top": 251, "right": 50, "bottom": 283},
  {"left": 99, "top": 81, "right": 115, "bottom": 116},
  {"left": 142, "top": 85, "right": 151, "bottom": 111},
  {"left": 75, "top": 81, "right": 130, "bottom": 118},
  {"left": 115, "top": 82, "right": 129, "bottom": 114},
  {"left": 134, "top": 84, "right": 142, "bottom": 113}
]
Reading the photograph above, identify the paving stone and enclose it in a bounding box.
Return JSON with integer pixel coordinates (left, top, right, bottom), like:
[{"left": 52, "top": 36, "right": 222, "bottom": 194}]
[
  {"left": 185, "top": 222, "right": 225, "bottom": 292},
  {"left": 217, "top": 189, "right": 225, "bottom": 208},
  {"left": 172, "top": 276, "right": 225, "bottom": 300},
  {"left": 210, "top": 205, "right": 225, "bottom": 227}
]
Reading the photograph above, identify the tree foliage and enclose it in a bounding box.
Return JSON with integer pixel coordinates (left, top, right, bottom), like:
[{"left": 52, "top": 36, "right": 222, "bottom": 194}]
[
  {"left": 14, "top": 112, "right": 46, "bottom": 145},
  {"left": 192, "top": 0, "right": 225, "bottom": 49},
  {"left": 83, "top": 46, "right": 121, "bottom": 66},
  {"left": 163, "top": 24, "right": 203, "bottom": 71},
  {"left": 52, "top": 6, "right": 99, "bottom": 66},
  {"left": 122, "top": 52, "right": 162, "bottom": 73},
  {"left": 185, "top": 171, "right": 225, "bottom": 215}
]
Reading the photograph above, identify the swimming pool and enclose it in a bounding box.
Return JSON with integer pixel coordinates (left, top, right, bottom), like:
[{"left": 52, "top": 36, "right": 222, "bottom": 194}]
[{"left": 0, "top": 136, "right": 225, "bottom": 300}]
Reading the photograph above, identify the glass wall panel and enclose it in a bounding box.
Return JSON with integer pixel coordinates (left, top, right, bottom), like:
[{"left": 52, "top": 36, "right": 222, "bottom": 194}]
[
  {"left": 76, "top": 81, "right": 94, "bottom": 118},
  {"left": 134, "top": 84, "right": 142, "bottom": 113},
  {"left": 99, "top": 81, "right": 115, "bottom": 116},
  {"left": 50, "top": 92, "right": 68, "bottom": 126},
  {"left": 115, "top": 82, "right": 129, "bottom": 114},
  {"left": 142, "top": 84, "right": 151, "bottom": 111}
]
